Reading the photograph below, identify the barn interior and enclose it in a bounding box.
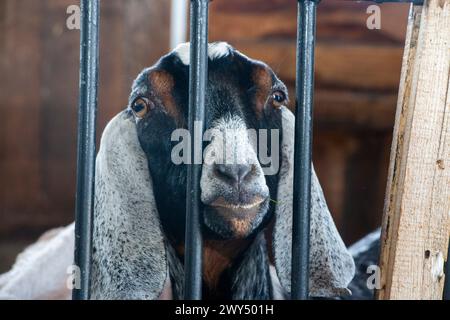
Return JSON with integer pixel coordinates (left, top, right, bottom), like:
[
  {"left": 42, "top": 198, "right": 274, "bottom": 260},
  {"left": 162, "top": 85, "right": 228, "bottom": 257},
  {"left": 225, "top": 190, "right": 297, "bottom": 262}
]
[{"left": 0, "top": 0, "right": 411, "bottom": 273}]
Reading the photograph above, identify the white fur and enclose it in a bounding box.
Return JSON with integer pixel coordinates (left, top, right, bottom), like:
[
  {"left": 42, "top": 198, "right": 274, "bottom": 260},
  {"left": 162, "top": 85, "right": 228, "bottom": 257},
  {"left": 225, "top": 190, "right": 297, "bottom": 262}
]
[
  {"left": 173, "top": 42, "right": 231, "bottom": 65},
  {"left": 0, "top": 224, "right": 74, "bottom": 300},
  {"left": 0, "top": 220, "right": 173, "bottom": 300},
  {"left": 431, "top": 251, "right": 445, "bottom": 281},
  {"left": 269, "top": 265, "right": 286, "bottom": 300},
  {"left": 200, "top": 115, "right": 268, "bottom": 205},
  {"left": 208, "top": 42, "right": 231, "bottom": 60},
  {"left": 348, "top": 228, "right": 380, "bottom": 257}
]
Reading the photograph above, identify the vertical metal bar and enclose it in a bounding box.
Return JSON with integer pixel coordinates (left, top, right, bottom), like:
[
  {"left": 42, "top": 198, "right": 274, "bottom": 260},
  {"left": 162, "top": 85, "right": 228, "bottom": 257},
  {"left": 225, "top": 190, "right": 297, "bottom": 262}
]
[
  {"left": 184, "top": 0, "right": 209, "bottom": 300},
  {"left": 291, "top": 0, "right": 318, "bottom": 300},
  {"left": 72, "top": 0, "right": 100, "bottom": 301}
]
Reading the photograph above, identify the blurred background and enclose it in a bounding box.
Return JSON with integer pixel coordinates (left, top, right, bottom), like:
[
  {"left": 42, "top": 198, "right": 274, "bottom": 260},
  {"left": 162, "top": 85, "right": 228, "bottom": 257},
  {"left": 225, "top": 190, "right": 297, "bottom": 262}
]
[{"left": 0, "top": 0, "right": 410, "bottom": 272}]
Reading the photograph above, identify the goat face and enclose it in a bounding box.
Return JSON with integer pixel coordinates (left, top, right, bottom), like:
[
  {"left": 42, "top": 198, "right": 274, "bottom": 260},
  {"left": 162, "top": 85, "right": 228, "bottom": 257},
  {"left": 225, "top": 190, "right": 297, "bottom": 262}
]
[{"left": 129, "top": 42, "right": 287, "bottom": 242}]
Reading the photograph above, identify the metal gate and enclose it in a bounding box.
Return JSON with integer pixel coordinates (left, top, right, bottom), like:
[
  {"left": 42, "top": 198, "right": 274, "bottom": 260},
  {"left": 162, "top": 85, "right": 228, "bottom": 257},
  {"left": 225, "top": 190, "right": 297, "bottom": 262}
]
[{"left": 72, "top": 0, "right": 448, "bottom": 301}]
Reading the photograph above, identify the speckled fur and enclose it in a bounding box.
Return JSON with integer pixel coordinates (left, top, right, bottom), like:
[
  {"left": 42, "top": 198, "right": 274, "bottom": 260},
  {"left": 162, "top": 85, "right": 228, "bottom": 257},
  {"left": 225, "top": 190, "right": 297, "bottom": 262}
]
[
  {"left": 273, "top": 107, "right": 355, "bottom": 297},
  {"left": 230, "top": 233, "right": 271, "bottom": 300},
  {"left": 166, "top": 233, "right": 271, "bottom": 300},
  {"left": 91, "top": 111, "right": 167, "bottom": 299},
  {"left": 166, "top": 242, "right": 184, "bottom": 300}
]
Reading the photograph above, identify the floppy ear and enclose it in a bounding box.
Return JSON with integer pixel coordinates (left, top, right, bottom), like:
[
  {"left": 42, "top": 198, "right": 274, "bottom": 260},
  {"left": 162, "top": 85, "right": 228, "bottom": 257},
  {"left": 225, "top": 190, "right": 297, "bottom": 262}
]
[
  {"left": 91, "top": 111, "right": 167, "bottom": 300},
  {"left": 272, "top": 107, "right": 355, "bottom": 297}
]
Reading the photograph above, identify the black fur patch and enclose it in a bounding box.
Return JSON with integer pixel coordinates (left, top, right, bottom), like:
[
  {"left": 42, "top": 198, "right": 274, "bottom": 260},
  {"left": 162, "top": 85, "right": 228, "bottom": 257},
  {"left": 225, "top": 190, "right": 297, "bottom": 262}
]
[{"left": 132, "top": 45, "right": 286, "bottom": 298}]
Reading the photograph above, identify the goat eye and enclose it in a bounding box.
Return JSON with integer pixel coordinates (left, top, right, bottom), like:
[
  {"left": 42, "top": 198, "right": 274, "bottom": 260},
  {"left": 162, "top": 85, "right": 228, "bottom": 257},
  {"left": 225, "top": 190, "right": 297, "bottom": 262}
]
[
  {"left": 271, "top": 91, "right": 286, "bottom": 108},
  {"left": 131, "top": 97, "right": 151, "bottom": 118}
]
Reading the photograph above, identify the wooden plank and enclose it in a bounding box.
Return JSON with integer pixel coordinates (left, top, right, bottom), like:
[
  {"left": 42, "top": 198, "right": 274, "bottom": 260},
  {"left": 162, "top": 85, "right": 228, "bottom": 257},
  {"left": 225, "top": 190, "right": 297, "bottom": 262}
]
[
  {"left": 233, "top": 40, "right": 403, "bottom": 91},
  {"left": 314, "top": 90, "right": 397, "bottom": 130},
  {"left": 280, "top": 86, "right": 397, "bottom": 130},
  {"left": 341, "top": 132, "right": 388, "bottom": 244},
  {"left": 0, "top": 0, "right": 44, "bottom": 234},
  {"left": 0, "top": 0, "right": 171, "bottom": 238},
  {"left": 209, "top": 0, "right": 409, "bottom": 44},
  {"left": 39, "top": 0, "right": 80, "bottom": 227},
  {"left": 312, "top": 131, "right": 358, "bottom": 238},
  {"left": 210, "top": 0, "right": 294, "bottom": 13},
  {"left": 122, "top": 0, "right": 171, "bottom": 92},
  {"left": 98, "top": 0, "right": 171, "bottom": 136},
  {"left": 317, "top": 2, "right": 410, "bottom": 44},
  {"left": 377, "top": 1, "right": 450, "bottom": 300}
]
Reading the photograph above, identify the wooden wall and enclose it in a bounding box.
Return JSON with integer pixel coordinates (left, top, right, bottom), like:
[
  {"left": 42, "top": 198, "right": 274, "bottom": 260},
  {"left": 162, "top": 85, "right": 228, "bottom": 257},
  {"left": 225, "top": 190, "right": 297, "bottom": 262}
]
[
  {"left": 0, "top": 0, "right": 410, "bottom": 271},
  {"left": 0, "top": 0, "right": 171, "bottom": 270}
]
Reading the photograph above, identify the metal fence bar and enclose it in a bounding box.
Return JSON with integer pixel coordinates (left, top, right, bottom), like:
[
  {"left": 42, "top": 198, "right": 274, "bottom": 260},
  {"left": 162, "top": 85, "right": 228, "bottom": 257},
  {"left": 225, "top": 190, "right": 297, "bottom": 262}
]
[
  {"left": 291, "top": 0, "right": 318, "bottom": 300},
  {"left": 64, "top": 0, "right": 434, "bottom": 303},
  {"left": 184, "top": 0, "right": 209, "bottom": 300},
  {"left": 72, "top": 0, "right": 100, "bottom": 301}
]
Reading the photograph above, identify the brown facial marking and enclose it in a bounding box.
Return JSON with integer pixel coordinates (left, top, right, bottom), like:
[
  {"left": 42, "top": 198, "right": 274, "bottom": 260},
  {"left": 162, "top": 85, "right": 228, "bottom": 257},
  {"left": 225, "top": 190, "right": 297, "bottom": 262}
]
[
  {"left": 202, "top": 239, "right": 251, "bottom": 290},
  {"left": 211, "top": 199, "right": 260, "bottom": 238},
  {"left": 229, "top": 217, "right": 255, "bottom": 237},
  {"left": 148, "top": 70, "right": 182, "bottom": 123},
  {"left": 251, "top": 65, "right": 273, "bottom": 117},
  {"left": 174, "top": 239, "right": 251, "bottom": 292}
]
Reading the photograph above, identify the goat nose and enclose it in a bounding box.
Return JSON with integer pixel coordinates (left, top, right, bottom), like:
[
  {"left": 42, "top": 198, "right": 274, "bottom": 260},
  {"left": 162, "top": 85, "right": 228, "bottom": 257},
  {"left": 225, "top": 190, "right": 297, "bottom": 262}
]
[{"left": 214, "top": 164, "right": 253, "bottom": 184}]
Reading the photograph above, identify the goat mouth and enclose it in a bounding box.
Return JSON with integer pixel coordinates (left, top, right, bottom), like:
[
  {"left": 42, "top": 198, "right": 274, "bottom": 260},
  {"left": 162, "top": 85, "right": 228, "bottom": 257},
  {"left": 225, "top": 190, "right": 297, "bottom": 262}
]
[
  {"left": 209, "top": 196, "right": 266, "bottom": 211},
  {"left": 203, "top": 196, "right": 270, "bottom": 239}
]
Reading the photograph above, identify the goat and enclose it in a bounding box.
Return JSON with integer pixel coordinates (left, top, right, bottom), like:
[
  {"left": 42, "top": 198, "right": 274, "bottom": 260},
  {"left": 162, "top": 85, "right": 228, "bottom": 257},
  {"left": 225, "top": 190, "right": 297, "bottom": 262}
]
[{"left": 0, "top": 42, "right": 355, "bottom": 300}]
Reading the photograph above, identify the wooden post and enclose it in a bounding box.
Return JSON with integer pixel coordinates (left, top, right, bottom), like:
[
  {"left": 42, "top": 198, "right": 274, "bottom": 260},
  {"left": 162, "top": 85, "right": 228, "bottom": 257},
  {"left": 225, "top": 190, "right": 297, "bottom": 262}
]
[{"left": 377, "top": 0, "right": 450, "bottom": 300}]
